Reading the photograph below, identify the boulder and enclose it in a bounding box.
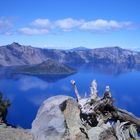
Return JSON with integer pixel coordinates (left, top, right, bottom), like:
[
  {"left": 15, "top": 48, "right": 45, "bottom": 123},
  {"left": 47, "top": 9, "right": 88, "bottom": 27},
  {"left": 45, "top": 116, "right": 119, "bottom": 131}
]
[{"left": 31, "top": 95, "right": 87, "bottom": 140}]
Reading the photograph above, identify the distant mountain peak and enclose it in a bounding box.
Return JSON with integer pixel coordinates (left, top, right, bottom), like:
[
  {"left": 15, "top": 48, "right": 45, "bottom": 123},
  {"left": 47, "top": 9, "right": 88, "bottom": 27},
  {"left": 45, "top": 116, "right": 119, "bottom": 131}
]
[
  {"left": 101, "top": 46, "right": 121, "bottom": 49},
  {"left": 70, "top": 46, "right": 90, "bottom": 51},
  {"left": 11, "top": 42, "right": 20, "bottom": 45},
  {"left": 10, "top": 42, "right": 21, "bottom": 47},
  {"left": 112, "top": 46, "right": 124, "bottom": 50}
]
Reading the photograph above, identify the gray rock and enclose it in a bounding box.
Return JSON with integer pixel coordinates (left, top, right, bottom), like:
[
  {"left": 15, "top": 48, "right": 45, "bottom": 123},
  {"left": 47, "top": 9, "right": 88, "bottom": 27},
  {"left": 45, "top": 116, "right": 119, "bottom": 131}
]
[
  {"left": 88, "top": 127, "right": 105, "bottom": 140},
  {"left": 99, "top": 128, "right": 117, "bottom": 140},
  {"left": 87, "top": 123, "right": 115, "bottom": 140},
  {"left": 0, "top": 123, "right": 7, "bottom": 128},
  {"left": 31, "top": 95, "right": 87, "bottom": 140},
  {"left": 0, "top": 127, "right": 33, "bottom": 140}
]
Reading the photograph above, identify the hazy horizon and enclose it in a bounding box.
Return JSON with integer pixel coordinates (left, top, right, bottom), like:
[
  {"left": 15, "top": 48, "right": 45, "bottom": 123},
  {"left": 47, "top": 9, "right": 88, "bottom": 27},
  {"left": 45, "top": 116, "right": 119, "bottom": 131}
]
[{"left": 1, "top": 41, "right": 140, "bottom": 51}]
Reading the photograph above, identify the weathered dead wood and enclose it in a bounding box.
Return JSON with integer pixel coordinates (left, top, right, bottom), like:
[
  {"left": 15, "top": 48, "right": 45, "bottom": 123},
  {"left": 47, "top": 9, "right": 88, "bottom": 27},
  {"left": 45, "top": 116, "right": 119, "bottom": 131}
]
[
  {"left": 115, "top": 108, "right": 140, "bottom": 132},
  {"left": 71, "top": 79, "right": 140, "bottom": 138}
]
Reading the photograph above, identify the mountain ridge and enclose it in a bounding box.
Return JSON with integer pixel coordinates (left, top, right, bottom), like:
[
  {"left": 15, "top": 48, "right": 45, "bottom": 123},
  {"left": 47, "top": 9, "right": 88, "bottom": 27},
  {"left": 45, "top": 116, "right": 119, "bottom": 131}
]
[{"left": 0, "top": 42, "right": 140, "bottom": 66}]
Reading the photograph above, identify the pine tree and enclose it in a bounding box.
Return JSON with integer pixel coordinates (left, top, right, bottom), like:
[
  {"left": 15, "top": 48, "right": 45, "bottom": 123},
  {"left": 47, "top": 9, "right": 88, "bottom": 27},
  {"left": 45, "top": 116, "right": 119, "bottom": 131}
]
[{"left": 0, "top": 91, "right": 10, "bottom": 123}]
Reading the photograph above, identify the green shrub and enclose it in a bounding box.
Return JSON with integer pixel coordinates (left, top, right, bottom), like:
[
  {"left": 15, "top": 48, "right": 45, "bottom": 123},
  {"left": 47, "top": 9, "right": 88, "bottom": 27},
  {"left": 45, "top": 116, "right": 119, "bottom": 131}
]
[{"left": 0, "top": 91, "right": 11, "bottom": 123}]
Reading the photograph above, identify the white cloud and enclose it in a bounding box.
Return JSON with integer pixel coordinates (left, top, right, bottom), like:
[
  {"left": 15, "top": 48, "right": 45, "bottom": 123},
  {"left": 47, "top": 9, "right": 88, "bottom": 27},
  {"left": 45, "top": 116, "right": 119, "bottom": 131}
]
[
  {"left": 55, "top": 18, "right": 84, "bottom": 32},
  {"left": 19, "top": 27, "right": 49, "bottom": 35},
  {"left": 31, "top": 18, "right": 52, "bottom": 28},
  {"left": 0, "top": 17, "right": 14, "bottom": 35},
  {"left": 80, "top": 19, "right": 132, "bottom": 32},
  {"left": 18, "top": 18, "right": 134, "bottom": 35}
]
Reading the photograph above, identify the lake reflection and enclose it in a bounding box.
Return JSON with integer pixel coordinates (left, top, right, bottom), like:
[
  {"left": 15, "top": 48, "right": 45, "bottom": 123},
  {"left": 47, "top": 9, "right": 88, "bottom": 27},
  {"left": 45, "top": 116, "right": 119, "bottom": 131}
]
[{"left": 0, "top": 64, "right": 140, "bottom": 128}]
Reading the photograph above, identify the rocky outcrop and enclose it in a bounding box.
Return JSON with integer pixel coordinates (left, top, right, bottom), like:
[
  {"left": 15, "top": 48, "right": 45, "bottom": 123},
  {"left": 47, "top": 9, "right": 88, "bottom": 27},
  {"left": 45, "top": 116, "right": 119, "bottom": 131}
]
[
  {"left": 31, "top": 95, "right": 87, "bottom": 140},
  {"left": 0, "top": 42, "right": 140, "bottom": 66},
  {"left": 31, "top": 78, "right": 140, "bottom": 140},
  {"left": 1, "top": 92, "right": 139, "bottom": 140},
  {"left": 31, "top": 95, "right": 118, "bottom": 140}
]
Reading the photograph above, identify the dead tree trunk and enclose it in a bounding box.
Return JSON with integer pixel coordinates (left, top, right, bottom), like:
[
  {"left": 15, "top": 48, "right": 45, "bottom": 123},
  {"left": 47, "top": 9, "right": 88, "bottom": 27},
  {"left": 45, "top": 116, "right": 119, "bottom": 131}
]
[{"left": 115, "top": 108, "right": 140, "bottom": 131}]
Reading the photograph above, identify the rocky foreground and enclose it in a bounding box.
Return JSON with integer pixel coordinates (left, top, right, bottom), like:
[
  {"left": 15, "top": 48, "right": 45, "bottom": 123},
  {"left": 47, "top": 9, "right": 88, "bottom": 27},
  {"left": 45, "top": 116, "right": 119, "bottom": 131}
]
[
  {"left": 31, "top": 95, "right": 117, "bottom": 140},
  {"left": 0, "top": 94, "right": 140, "bottom": 140},
  {"left": 1, "top": 80, "right": 140, "bottom": 140},
  {"left": 0, "top": 124, "right": 33, "bottom": 140},
  {"left": 31, "top": 94, "right": 140, "bottom": 140}
]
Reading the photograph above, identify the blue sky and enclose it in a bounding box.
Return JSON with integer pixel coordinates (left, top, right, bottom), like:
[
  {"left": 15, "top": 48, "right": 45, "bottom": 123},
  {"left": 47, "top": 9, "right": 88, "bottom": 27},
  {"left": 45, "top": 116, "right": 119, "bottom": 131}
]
[{"left": 0, "top": 0, "right": 140, "bottom": 49}]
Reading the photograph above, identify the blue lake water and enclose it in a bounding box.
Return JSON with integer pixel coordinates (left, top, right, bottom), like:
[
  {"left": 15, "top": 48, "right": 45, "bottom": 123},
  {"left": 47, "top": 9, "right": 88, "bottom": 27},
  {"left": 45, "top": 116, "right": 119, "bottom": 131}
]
[{"left": 0, "top": 65, "right": 140, "bottom": 128}]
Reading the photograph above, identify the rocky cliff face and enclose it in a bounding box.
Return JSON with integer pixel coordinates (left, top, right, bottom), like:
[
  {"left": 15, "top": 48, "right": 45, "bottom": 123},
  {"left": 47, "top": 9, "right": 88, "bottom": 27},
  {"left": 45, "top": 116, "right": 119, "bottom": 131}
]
[
  {"left": 0, "top": 42, "right": 47, "bottom": 66},
  {"left": 0, "top": 42, "right": 139, "bottom": 66}
]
